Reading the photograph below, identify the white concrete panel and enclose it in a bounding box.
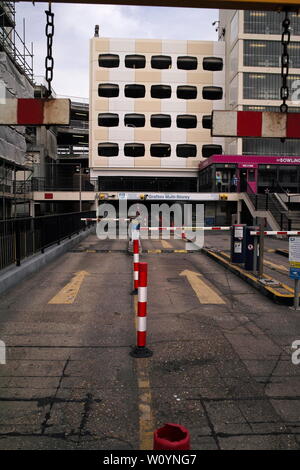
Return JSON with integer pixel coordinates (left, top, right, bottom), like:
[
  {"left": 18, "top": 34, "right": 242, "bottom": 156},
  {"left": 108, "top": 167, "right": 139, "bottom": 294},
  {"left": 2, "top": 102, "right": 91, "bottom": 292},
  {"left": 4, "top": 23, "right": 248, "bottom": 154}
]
[
  {"left": 161, "top": 70, "right": 187, "bottom": 83},
  {"left": 161, "top": 100, "right": 186, "bottom": 113},
  {"left": 109, "top": 69, "right": 135, "bottom": 82},
  {"left": 109, "top": 38, "right": 135, "bottom": 53},
  {"left": 161, "top": 128, "right": 186, "bottom": 142},
  {"left": 109, "top": 127, "right": 134, "bottom": 141},
  {"left": 162, "top": 40, "right": 187, "bottom": 55},
  {"left": 109, "top": 98, "right": 134, "bottom": 112}
]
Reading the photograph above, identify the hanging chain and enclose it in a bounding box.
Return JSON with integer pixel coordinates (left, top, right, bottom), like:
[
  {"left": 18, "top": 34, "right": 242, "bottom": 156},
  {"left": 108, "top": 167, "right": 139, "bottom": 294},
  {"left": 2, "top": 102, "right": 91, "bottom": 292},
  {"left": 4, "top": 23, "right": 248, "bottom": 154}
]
[
  {"left": 280, "top": 10, "right": 291, "bottom": 113},
  {"left": 45, "top": 3, "right": 54, "bottom": 98}
]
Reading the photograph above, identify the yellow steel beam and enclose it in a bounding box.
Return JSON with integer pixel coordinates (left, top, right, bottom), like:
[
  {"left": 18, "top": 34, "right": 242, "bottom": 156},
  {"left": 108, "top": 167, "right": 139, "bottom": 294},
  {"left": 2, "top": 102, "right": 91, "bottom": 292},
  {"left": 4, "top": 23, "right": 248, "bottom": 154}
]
[{"left": 17, "top": 0, "right": 300, "bottom": 12}]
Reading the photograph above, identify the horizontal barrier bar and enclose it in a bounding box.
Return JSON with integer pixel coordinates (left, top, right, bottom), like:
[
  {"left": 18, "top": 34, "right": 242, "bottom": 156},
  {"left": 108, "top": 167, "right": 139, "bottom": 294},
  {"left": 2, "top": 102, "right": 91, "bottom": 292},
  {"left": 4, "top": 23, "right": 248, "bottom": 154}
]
[
  {"left": 250, "top": 231, "right": 300, "bottom": 236},
  {"left": 140, "top": 226, "right": 231, "bottom": 231}
]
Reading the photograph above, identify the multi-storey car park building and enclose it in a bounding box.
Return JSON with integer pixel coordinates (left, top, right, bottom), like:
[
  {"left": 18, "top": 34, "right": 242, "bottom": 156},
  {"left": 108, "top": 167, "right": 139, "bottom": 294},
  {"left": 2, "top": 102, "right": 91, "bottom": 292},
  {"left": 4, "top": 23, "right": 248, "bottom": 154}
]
[
  {"left": 219, "top": 9, "right": 300, "bottom": 157},
  {"left": 89, "top": 35, "right": 225, "bottom": 196}
]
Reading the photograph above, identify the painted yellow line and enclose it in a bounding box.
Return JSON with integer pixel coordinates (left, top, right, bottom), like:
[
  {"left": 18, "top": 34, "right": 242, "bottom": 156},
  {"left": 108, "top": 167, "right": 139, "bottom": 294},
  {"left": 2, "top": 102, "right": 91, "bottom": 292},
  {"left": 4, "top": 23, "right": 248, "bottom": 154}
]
[
  {"left": 215, "top": 251, "right": 294, "bottom": 296},
  {"left": 174, "top": 250, "right": 188, "bottom": 253},
  {"left": 48, "top": 271, "right": 89, "bottom": 304},
  {"left": 86, "top": 249, "right": 96, "bottom": 253},
  {"left": 161, "top": 240, "right": 172, "bottom": 249},
  {"left": 267, "top": 249, "right": 275, "bottom": 253},
  {"left": 133, "top": 295, "right": 155, "bottom": 450},
  {"left": 264, "top": 259, "right": 289, "bottom": 273},
  {"left": 180, "top": 269, "right": 225, "bottom": 304},
  {"left": 147, "top": 249, "right": 162, "bottom": 254}
]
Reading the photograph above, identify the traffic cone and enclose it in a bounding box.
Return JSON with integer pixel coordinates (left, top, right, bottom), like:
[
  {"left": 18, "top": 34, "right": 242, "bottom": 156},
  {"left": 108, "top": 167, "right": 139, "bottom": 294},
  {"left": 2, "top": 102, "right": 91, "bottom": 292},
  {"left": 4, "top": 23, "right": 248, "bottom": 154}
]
[{"left": 153, "top": 423, "right": 190, "bottom": 450}]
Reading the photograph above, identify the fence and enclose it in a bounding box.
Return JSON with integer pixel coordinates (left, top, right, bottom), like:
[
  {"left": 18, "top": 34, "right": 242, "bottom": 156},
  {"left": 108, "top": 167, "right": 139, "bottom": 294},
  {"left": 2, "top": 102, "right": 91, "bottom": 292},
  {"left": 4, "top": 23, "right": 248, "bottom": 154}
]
[{"left": 0, "top": 211, "right": 96, "bottom": 271}]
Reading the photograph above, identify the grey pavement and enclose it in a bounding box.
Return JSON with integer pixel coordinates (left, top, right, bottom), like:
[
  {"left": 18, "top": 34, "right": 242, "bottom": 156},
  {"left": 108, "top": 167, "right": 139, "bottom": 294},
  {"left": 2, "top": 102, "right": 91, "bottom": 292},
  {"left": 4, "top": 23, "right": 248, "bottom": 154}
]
[{"left": 0, "top": 232, "right": 299, "bottom": 450}]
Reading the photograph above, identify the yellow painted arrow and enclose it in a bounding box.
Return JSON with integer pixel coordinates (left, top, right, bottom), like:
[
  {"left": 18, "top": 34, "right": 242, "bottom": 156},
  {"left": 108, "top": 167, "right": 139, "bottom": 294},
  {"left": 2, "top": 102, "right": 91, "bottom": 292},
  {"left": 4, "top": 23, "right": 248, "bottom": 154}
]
[
  {"left": 161, "top": 240, "right": 172, "bottom": 249},
  {"left": 48, "top": 271, "right": 89, "bottom": 304},
  {"left": 180, "top": 269, "right": 225, "bottom": 305}
]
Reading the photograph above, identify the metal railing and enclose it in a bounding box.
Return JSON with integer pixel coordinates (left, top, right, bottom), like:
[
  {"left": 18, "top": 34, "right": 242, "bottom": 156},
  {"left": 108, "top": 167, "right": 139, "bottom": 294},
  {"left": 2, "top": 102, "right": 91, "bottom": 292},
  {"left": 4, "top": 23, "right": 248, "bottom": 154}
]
[
  {"left": 0, "top": 21, "right": 33, "bottom": 82},
  {"left": 0, "top": 210, "right": 96, "bottom": 271},
  {"left": 248, "top": 193, "right": 291, "bottom": 230}
]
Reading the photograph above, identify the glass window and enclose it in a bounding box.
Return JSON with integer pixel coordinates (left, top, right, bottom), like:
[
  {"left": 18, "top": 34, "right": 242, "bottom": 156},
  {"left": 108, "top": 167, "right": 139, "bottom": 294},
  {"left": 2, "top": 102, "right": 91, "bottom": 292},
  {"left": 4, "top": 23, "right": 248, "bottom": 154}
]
[
  {"left": 150, "top": 114, "right": 171, "bottom": 128},
  {"left": 151, "top": 55, "right": 172, "bottom": 69},
  {"left": 98, "top": 54, "right": 120, "bottom": 68},
  {"left": 125, "top": 54, "right": 146, "bottom": 69},
  {"left": 243, "top": 73, "right": 300, "bottom": 100},
  {"left": 98, "top": 143, "right": 119, "bottom": 157},
  {"left": 151, "top": 85, "right": 172, "bottom": 99},
  {"left": 150, "top": 144, "right": 171, "bottom": 158},
  {"left": 124, "top": 113, "right": 145, "bottom": 127},
  {"left": 243, "top": 138, "right": 300, "bottom": 156},
  {"left": 244, "top": 11, "right": 300, "bottom": 36},
  {"left": 98, "top": 113, "right": 119, "bottom": 127},
  {"left": 176, "top": 144, "right": 197, "bottom": 158},
  {"left": 98, "top": 83, "right": 119, "bottom": 98},
  {"left": 244, "top": 41, "right": 300, "bottom": 68},
  {"left": 176, "top": 115, "right": 197, "bottom": 129},
  {"left": 177, "top": 85, "right": 197, "bottom": 100},
  {"left": 124, "top": 84, "right": 145, "bottom": 98},
  {"left": 124, "top": 143, "right": 145, "bottom": 157},
  {"left": 278, "top": 166, "right": 298, "bottom": 183},
  {"left": 177, "top": 56, "right": 198, "bottom": 70}
]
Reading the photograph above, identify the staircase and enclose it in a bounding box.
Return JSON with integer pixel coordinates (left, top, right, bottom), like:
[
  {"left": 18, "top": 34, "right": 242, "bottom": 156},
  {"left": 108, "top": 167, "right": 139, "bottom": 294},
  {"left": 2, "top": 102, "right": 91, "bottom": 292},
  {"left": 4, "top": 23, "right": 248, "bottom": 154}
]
[{"left": 243, "top": 193, "right": 290, "bottom": 231}]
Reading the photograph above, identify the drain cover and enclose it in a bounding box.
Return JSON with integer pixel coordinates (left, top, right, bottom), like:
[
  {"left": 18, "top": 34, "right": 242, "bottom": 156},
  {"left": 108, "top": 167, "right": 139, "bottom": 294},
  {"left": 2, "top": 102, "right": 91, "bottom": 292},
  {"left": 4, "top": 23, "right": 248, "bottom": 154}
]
[{"left": 258, "top": 278, "right": 281, "bottom": 287}]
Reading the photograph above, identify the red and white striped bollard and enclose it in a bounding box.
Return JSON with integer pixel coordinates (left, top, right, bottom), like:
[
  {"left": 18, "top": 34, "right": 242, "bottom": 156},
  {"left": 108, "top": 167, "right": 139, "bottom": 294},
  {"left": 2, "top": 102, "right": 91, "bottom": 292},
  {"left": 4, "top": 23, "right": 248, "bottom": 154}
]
[{"left": 130, "top": 262, "right": 153, "bottom": 358}]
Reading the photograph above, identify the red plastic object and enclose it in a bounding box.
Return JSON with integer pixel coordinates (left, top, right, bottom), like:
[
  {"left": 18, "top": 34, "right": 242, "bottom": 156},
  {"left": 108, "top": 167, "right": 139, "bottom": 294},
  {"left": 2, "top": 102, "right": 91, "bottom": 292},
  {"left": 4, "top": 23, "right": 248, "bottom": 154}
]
[{"left": 153, "top": 423, "right": 190, "bottom": 450}]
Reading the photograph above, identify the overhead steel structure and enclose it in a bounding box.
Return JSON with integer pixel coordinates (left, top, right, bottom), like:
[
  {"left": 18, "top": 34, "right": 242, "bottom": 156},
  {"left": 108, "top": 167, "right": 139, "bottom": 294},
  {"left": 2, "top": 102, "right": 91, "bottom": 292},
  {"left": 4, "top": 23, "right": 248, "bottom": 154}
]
[{"left": 13, "top": 0, "right": 300, "bottom": 11}]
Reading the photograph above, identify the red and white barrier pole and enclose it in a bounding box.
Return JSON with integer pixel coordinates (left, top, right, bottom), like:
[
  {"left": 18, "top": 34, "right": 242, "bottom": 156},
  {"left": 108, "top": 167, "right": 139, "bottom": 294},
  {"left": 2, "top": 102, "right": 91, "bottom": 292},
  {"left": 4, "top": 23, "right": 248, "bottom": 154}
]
[
  {"left": 131, "top": 239, "right": 139, "bottom": 295},
  {"left": 130, "top": 262, "right": 153, "bottom": 358}
]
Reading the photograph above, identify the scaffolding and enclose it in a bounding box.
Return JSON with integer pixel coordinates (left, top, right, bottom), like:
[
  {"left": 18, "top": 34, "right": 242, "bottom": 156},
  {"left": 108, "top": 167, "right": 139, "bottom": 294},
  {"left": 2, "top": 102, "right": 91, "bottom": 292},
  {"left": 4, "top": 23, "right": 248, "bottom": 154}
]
[{"left": 0, "top": 1, "right": 34, "bottom": 82}]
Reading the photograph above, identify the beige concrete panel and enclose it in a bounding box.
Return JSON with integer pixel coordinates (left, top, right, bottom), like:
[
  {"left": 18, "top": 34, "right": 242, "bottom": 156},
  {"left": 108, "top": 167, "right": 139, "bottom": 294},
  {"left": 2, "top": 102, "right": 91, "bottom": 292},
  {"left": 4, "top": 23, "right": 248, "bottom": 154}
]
[
  {"left": 134, "top": 128, "right": 161, "bottom": 141},
  {"left": 186, "top": 158, "right": 202, "bottom": 168},
  {"left": 135, "top": 100, "right": 161, "bottom": 113},
  {"left": 187, "top": 71, "right": 212, "bottom": 84},
  {"left": 91, "top": 156, "right": 109, "bottom": 168},
  {"left": 187, "top": 129, "right": 212, "bottom": 142},
  {"left": 187, "top": 41, "right": 213, "bottom": 56},
  {"left": 135, "top": 39, "right": 162, "bottom": 54},
  {"left": 94, "top": 100, "right": 109, "bottom": 111},
  {"left": 93, "top": 38, "right": 110, "bottom": 53},
  {"left": 187, "top": 101, "right": 212, "bottom": 113},
  {"left": 162, "top": 40, "right": 187, "bottom": 55},
  {"left": 94, "top": 129, "right": 109, "bottom": 140},
  {"left": 94, "top": 70, "right": 110, "bottom": 81},
  {"left": 134, "top": 158, "right": 161, "bottom": 167},
  {"left": 135, "top": 70, "right": 162, "bottom": 83}
]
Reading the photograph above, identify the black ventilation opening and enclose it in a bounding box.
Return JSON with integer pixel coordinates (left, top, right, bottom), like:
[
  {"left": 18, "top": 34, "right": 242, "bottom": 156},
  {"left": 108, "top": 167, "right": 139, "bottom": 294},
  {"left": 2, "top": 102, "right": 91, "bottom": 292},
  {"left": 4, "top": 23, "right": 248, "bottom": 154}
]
[
  {"left": 98, "top": 113, "right": 119, "bottom": 127},
  {"left": 202, "top": 144, "right": 223, "bottom": 158},
  {"left": 176, "top": 144, "right": 197, "bottom": 158},
  {"left": 202, "top": 115, "right": 212, "bottom": 129},
  {"left": 98, "top": 142, "right": 119, "bottom": 157},
  {"left": 177, "top": 56, "right": 198, "bottom": 70},
  {"left": 124, "top": 143, "right": 145, "bottom": 157},
  {"left": 202, "top": 86, "right": 223, "bottom": 100},
  {"left": 177, "top": 85, "right": 197, "bottom": 100},
  {"left": 151, "top": 55, "right": 172, "bottom": 69},
  {"left": 124, "top": 113, "right": 145, "bottom": 128},
  {"left": 125, "top": 54, "right": 146, "bottom": 69},
  {"left": 125, "top": 84, "right": 146, "bottom": 98},
  {"left": 98, "top": 54, "right": 120, "bottom": 68},
  {"left": 176, "top": 115, "right": 197, "bottom": 129},
  {"left": 98, "top": 83, "right": 119, "bottom": 98},
  {"left": 202, "top": 57, "right": 223, "bottom": 71},
  {"left": 150, "top": 143, "right": 171, "bottom": 158},
  {"left": 151, "top": 85, "right": 172, "bottom": 99},
  {"left": 151, "top": 114, "right": 171, "bottom": 128}
]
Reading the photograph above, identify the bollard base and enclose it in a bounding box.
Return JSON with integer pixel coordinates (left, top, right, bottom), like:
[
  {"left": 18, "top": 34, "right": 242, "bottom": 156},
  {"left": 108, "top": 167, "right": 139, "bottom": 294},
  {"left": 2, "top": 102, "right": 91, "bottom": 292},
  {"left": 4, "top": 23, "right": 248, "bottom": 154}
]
[
  {"left": 130, "top": 346, "right": 153, "bottom": 358},
  {"left": 130, "top": 288, "right": 138, "bottom": 295}
]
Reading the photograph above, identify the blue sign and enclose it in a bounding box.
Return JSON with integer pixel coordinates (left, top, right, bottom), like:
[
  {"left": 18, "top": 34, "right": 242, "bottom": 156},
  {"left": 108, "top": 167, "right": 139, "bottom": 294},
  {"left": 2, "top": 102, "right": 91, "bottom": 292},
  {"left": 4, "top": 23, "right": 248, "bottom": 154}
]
[{"left": 289, "top": 267, "right": 300, "bottom": 280}]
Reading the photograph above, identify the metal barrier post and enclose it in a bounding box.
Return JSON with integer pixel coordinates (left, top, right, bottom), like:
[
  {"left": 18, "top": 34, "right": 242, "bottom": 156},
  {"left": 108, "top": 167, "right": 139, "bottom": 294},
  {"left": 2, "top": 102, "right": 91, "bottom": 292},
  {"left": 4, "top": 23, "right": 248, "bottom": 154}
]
[
  {"left": 294, "top": 279, "right": 300, "bottom": 310},
  {"left": 258, "top": 219, "right": 265, "bottom": 278}
]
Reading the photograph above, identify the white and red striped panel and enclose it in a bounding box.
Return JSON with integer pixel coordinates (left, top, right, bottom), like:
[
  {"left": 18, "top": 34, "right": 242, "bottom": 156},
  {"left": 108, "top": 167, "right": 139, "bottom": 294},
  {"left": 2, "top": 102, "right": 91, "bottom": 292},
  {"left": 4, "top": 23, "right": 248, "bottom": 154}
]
[
  {"left": 0, "top": 99, "right": 70, "bottom": 125},
  {"left": 212, "top": 111, "right": 300, "bottom": 139}
]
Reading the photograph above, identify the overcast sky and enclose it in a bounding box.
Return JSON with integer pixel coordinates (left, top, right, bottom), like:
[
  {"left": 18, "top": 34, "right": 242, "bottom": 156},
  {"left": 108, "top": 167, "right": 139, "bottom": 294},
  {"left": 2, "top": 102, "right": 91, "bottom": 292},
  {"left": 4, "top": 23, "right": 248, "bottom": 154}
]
[{"left": 15, "top": 3, "right": 218, "bottom": 99}]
